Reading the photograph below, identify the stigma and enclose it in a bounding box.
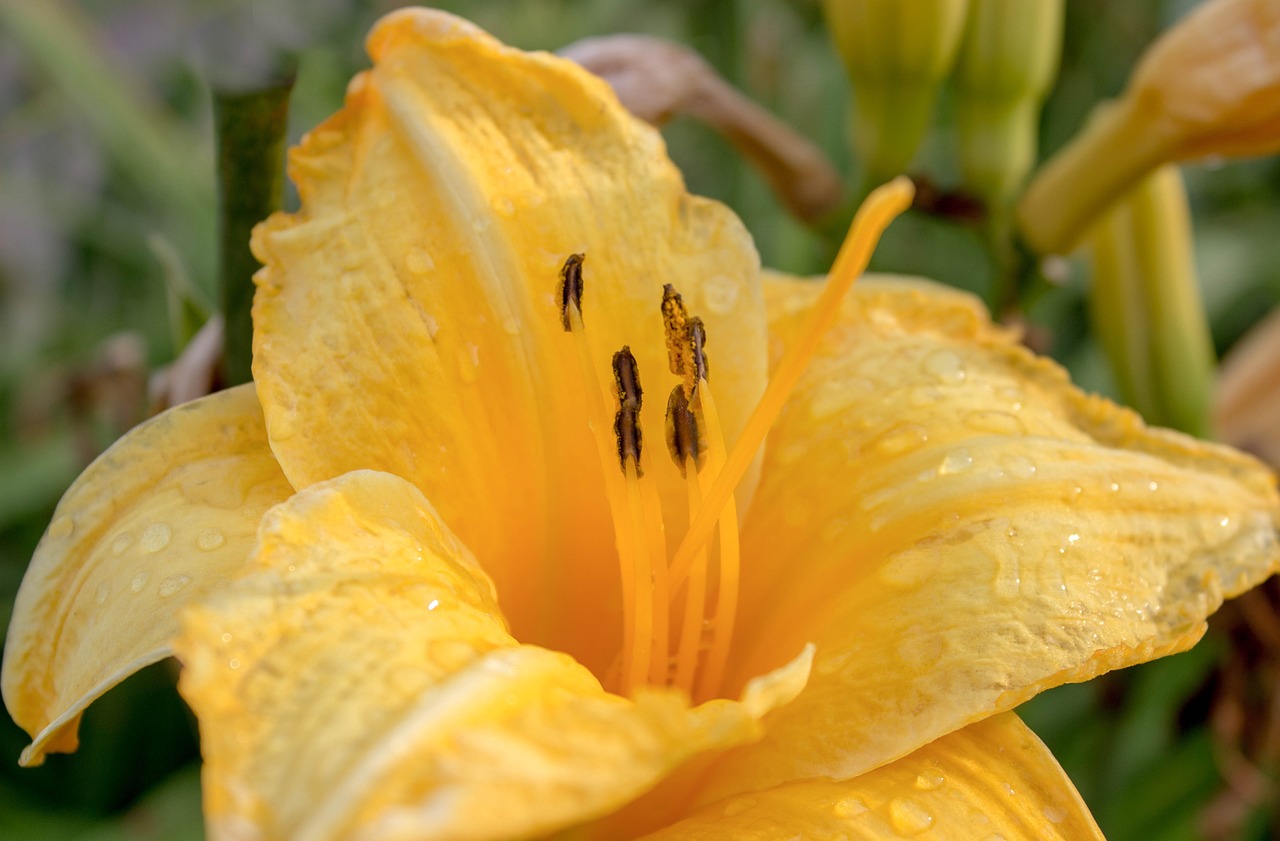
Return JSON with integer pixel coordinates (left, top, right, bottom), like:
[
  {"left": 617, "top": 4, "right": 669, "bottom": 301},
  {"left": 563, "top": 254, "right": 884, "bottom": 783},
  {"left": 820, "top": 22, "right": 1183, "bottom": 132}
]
[{"left": 556, "top": 177, "right": 914, "bottom": 700}]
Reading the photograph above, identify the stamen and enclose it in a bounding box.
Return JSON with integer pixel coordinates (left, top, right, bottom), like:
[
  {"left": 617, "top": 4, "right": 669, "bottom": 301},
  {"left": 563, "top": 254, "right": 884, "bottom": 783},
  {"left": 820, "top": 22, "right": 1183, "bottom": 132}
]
[
  {"left": 667, "top": 176, "right": 915, "bottom": 593},
  {"left": 665, "top": 385, "right": 704, "bottom": 476},
  {"left": 612, "top": 348, "right": 644, "bottom": 475},
  {"left": 559, "top": 253, "right": 585, "bottom": 331}
]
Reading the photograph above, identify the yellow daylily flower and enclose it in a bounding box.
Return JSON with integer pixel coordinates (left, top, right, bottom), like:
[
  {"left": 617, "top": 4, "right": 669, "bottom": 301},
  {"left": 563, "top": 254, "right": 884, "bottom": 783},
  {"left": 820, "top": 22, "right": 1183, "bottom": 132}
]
[{"left": 5, "top": 8, "right": 1280, "bottom": 839}]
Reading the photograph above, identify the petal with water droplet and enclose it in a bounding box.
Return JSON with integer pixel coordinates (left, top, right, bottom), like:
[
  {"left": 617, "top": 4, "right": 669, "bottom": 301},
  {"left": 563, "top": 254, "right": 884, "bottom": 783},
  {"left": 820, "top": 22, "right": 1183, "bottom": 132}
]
[
  {"left": 1, "top": 385, "right": 293, "bottom": 766},
  {"left": 716, "top": 274, "right": 1280, "bottom": 793},
  {"left": 250, "top": 7, "right": 768, "bottom": 680},
  {"left": 175, "top": 470, "right": 810, "bottom": 841},
  {"left": 639, "top": 714, "right": 1101, "bottom": 840}
]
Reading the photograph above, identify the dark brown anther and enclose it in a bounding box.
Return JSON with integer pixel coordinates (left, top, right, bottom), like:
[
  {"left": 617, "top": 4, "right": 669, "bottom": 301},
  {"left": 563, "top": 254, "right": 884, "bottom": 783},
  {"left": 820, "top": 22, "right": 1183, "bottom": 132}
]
[
  {"left": 687, "top": 317, "right": 709, "bottom": 384},
  {"left": 613, "top": 346, "right": 644, "bottom": 474},
  {"left": 559, "top": 253, "right": 586, "bottom": 331},
  {"left": 665, "top": 384, "right": 704, "bottom": 476},
  {"left": 661, "top": 283, "right": 690, "bottom": 375}
]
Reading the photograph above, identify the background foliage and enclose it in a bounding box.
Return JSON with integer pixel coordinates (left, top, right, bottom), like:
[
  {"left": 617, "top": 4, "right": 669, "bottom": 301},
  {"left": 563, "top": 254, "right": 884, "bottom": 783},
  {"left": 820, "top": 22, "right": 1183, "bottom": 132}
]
[{"left": 2, "top": 0, "right": 1278, "bottom": 837}]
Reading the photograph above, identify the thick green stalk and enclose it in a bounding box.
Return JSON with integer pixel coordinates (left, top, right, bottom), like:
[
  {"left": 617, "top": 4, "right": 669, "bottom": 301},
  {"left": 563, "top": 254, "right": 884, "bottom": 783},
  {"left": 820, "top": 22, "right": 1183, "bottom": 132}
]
[{"left": 215, "top": 76, "right": 294, "bottom": 386}]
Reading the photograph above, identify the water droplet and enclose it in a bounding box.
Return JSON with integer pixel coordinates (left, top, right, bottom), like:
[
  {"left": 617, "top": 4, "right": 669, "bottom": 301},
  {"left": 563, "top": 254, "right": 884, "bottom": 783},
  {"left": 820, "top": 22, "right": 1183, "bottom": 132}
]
[
  {"left": 867, "top": 423, "right": 928, "bottom": 457},
  {"left": 995, "top": 554, "right": 1021, "bottom": 599},
  {"left": 1066, "top": 533, "right": 1080, "bottom": 545},
  {"left": 1148, "top": 480, "right": 1159, "bottom": 491},
  {"left": 915, "top": 769, "right": 946, "bottom": 790},
  {"left": 140, "top": 523, "right": 171, "bottom": 553},
  {"left": 228, "top": 658, "right": 241, "bottom": 670},
  {"left": 94, "top": 582, "right": 110, "bottom": 604},
  {"left": 722, "top": 797, "right": 755, "bottom": 817},
  {"left": 130, "top": 571, "right": 150, "bottom": 593},
  {"left": 940, "top": 448, "right": 973, "bottom": 474},
  {"left": 1109, "top": 482, "right": 1120, "bottom": 492},
  {"left": 1000, "top": 454, "right": 1037, "bottom": 479},
  {"left": 922, "top": 350, "right": 966, "bottom": 383},
  {"left": 111, "top": 532, "right": 134, "bottom": 555},
  {"left": 492, "top": 196, "right": 516, "bottom": 218},
  {"left": 809, "top": 378, "right": 873, "bottom": 420},
  {"left": 701, "top": 274, "right": 739, "bottom": 314},
  {"left": 457, "top": 343, "right": 481, "bottom": 384},
  {"left": 1220, "top": 516, "right": 1232, "bottom": 528},
  {"left": 888, "top": 798, "right": 934, "bottom": 835},
  {"left": 832, "top": 796, "right": 868, "bottom": 818},
  {"left": 501, "top": 317, "right": 520, "bottom": 335},
  {"left": 158, "top": 574, "right": 191, "bottom": 597},
  {"left": 427, "top": 599, "right": 440, "bottom": 611},
  {"left": 1043, "top": 805, "right": 1067, "bottom": 824},
  {"left": 220, "top": 632, "right": 233, "bottom": 643},
  {"left": 1003, "top": 783, "right": 1017, "bottom": 797},
  {"left": 49, "top": 516, "right": 74, "bottom": 539},
  {"left": 197, "top": 528, "right": 225, "bottom": 551},
  {"left": 965, "top": 410, "right": 1025, "bottom": 435}
]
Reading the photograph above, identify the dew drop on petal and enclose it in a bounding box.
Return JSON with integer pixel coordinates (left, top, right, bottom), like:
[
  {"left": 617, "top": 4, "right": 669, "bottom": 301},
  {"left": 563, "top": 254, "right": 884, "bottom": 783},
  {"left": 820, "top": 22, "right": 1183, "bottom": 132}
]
[
  {"left": 502, "top": 317, "right": 520, "bottom": 336},
  {"left": 940, "top": 448, "right": 973, "bottom": 474},
  {"left": 833, "top": 796, "right": 868, "bottom": 818},
  {"left": 868, "top": 423, "right": 928, "bottom": 456},
  {"left": 228, "top": 658, "right": 241, "bottom": 670},
  {"left": 94, "top": 582, "right": 110, "bottom": 604},
  {"left": 1043, "top": 804, "right": 1067, "bottom": 824},
  {"left": 1000, "top": 454, "right": 1037, "bottom": 479},
  {"left": 220, "top": 632, "right": 233, "bottom": 643},
  {"left": 197, "top": 528, "right": 225, "bottom": 551},
  {"left": 158, "top": 574, "right": 191, "bottom": 597},
  {"left": 915, "top": 769, "right": 946, "bottom": 790},
  {"left": 964, "top": 410, "right": 1025, "bottom": 435},
  {"left": 140, "top": 523, "right": 171, "bottom": 553},
  {"left": 995, "top": 553, "right": 1022, "bottom": 599},
  {"left": 701, "top": 275, "right": 739, "bottom": 314},
  {"left": 889, "top": 798, "right": 934, "bottom": 835},
  {"left": 49, "top": 516, "right": 74, "bottom": 539},
  {"left": 130, "top": 571, "right": 151, "bottom": 593},
  {"left": 111, "top": 532, "right": 134, "bottom": 555},
  {"left": 922, "top": 350, "right": 966, "bottom": 382}
]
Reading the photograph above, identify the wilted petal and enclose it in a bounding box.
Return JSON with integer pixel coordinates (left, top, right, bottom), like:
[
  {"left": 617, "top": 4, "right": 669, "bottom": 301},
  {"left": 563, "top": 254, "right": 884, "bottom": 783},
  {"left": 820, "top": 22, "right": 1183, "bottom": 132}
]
[
  {"left": 1, "top": 385, "right": 292, "bottom": 766},
  {"left": 176, "top": 470, "right": 809, "bottom": 841},
  {"left": 250, "top": 8, "right": 767, "bottom": 677},
  {"left": 642, "top": 713, "right": 1102, "bottom": 840},
  {"left": 710, "top": 275, "right": 1280, "bottom": 795}
]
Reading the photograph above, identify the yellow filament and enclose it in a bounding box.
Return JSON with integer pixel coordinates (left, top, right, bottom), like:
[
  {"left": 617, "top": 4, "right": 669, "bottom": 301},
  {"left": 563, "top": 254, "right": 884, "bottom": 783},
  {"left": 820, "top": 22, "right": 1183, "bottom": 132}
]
[
  {"left": 667, "top": 176, "right": 915, "bottom": 592},
  {"left": 565, "top": 305, "right": 640, "bottom": 692},
  {"left": 632, "top": 443, "right": 671, "bottom": 688},
  {"left": 622, "top": 462, "right": 655, "bottom": 693},
  {"left": 691, "top": 384, "right": 739, "bottom": 703},
  {"left": 672, "top": 467, "right": 708, "bottom": 692}
]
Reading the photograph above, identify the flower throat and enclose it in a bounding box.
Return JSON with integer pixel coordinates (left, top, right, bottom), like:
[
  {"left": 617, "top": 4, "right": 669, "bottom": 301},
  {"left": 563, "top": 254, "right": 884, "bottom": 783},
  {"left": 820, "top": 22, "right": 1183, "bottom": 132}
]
[{"left": 559, "top": 177, "right": 914, "bottom": 701}]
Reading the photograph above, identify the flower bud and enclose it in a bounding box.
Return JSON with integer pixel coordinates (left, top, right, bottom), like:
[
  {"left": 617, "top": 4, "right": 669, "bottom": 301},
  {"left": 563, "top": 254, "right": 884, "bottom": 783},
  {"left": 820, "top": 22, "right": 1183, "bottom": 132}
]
[
  {"left": 952, "top": 0, "right": 1063, "bottom": 206},
  {"left": 823, "top": 0, "right": 970, "bottom": 189},
  {"left": 1088, "top": 165, "right": 1215, "bottom": 436},
  {"left": 1020, "top": 0, "right": 1280, "bottom": 255}
]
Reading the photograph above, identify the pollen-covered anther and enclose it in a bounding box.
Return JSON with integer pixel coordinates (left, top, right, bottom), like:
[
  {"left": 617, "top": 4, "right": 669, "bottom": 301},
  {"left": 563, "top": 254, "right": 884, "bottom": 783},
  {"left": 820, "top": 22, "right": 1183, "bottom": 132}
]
[
  {"left": 665, "top": 385, "right": 704, "bottom": 476},
  {"left": 660, "top": 283, "right": 708, "bottom": 397},
  {"left": 559, "top": 253, "right": 586, "bottom": 331},
  {"left": 612, "top": 347, "right": 644, "bottom": 476}
]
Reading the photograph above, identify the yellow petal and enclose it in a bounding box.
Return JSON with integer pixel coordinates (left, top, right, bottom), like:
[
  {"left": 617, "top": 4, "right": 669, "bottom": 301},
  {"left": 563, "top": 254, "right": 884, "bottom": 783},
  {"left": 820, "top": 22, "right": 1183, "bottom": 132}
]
[
  {"left": 250, "top": 8, "right": 766, "bottom": 676},
  {"left": 642, "top": 713, "right": 1102, "bottom": 840},
  {"left": 175, "top": 470, "right": 809, "bottom": 841},
  {"left": 711, "top": 274, "right": 1280, "bottom": 795},
  {"left": 1, "top": 384, "right": 292, "bottom": 766}
]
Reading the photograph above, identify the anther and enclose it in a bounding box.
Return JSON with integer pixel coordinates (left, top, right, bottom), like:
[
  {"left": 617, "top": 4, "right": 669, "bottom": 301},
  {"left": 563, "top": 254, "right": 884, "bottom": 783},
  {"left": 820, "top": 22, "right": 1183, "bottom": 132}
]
[
  {"left": 687, "top": 317, "right": 709, "bottom": 386},
  {"left": 665, "top": 385, "right": 704, "bottom": 476},
  {"left": 559, "top": 253, "right": 586, "bottom": 331},
  {"left": 612, "top": 347, "right": 644, "bottom": 475},
  {"left": 661, "top": 284, "right": 690, "bottom": 375}
]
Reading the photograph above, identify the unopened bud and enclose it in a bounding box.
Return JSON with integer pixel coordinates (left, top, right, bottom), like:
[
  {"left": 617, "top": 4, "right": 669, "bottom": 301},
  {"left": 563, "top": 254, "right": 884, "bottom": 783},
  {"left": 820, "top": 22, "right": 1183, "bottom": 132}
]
[
  {"left": 1087, "top": 165, "right": 1215, "bottom": 436},
  {"left": 823, "top": 0, "right": 970, "bottom": 189}
]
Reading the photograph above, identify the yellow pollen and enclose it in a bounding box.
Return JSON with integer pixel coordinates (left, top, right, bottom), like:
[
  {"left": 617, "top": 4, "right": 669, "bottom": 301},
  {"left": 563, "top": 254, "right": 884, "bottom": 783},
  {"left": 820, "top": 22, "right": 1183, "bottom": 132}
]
[{"left": 667, "top": 176, "right": 915, "bottom": 594}]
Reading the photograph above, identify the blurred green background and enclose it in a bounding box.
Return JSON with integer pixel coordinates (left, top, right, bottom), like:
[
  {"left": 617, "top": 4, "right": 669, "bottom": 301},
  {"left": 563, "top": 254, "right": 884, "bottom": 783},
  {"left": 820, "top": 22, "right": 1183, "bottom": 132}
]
[{"left": 2, "top": 0, "right": 1278, "bottom": 838}]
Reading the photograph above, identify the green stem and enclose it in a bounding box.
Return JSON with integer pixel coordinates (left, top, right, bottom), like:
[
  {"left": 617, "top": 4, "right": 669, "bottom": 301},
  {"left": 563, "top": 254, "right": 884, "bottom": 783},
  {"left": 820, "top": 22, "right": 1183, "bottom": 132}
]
[{"left": 214, "top": 72, "right": 295, "bottom": 386}]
